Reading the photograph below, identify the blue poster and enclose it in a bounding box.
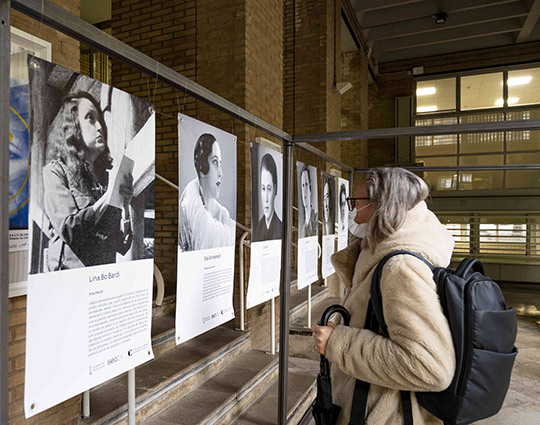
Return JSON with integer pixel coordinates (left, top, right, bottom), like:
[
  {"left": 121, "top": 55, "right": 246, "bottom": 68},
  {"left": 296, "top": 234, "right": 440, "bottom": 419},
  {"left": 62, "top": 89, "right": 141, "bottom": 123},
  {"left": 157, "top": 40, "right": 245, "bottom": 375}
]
[{"left": 9, "top": 80, "right": 30, "bottom": 229}]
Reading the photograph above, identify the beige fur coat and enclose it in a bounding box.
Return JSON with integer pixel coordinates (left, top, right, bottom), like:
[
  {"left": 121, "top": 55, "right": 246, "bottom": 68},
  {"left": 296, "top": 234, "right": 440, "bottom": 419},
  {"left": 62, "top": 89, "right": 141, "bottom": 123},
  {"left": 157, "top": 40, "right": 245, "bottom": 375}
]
[{"left": 327, "top": 201, "right": 456, "bottom": 425}]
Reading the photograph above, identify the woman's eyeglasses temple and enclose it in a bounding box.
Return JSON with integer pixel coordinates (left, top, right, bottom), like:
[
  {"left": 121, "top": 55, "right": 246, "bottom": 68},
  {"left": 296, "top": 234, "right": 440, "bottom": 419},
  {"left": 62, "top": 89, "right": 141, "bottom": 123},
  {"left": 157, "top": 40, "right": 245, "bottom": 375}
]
[{"left": 346, "top": 197, "right": 370, "bottom": 211}]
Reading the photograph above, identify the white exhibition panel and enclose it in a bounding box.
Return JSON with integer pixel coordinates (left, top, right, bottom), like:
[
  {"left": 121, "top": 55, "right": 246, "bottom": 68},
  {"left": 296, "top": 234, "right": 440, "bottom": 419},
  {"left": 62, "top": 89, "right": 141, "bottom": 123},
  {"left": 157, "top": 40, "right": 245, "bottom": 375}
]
[
  {"left": 246, "top": 239, "right": 282, "bottom": 308},
  {"left": 247, "top": 142, "right": 283, "bottom": 309},
  {"left": 176, "top": 247, "right": 235, "bottom": 344},
  {"left": 337, "top": 177, "right": 349, "bottom": 251},
  {"left": 24, "top": 57, "right": 156, "bottom": 418},
  {"left": 297, "top": 235, "right": 319, "bottom": 290},
  {"left": 176, "top": 113, "right": 237, "bottom": 343},
  {"left": 322, "top": 234, "right": 336, "bottom": 278},
  {"left": 24, "top": 259, "right": 154, "bottom": 417}
]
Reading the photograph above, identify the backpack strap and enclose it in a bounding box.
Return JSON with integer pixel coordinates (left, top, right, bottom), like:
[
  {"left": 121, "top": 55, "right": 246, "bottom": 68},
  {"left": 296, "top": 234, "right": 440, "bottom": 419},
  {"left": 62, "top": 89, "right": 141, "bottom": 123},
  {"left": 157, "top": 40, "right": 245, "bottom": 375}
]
[
  {"left": 349, "top": 251, "right": 434, "bottom": 425},
  {"left": 455, "top": 257, "right": 485, "bottom": 278},
  {"left": 370, "top": 250, "right": 434, "bottom": 336}
]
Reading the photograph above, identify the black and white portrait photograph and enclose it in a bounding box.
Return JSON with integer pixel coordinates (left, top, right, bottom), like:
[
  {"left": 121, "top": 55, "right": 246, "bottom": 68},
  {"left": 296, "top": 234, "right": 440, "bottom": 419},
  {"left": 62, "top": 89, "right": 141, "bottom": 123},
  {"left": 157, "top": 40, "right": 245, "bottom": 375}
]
[
  {"left": 177, "top": 113, "right": 236, "bottom": 252},
  {"left": 28, "top": 57, "right": 155, "bottom": 274},
  {"left": 337, "top": 177, "right": 349, "bottom": 251},
  {"left": 251, "top": 142, "right": 283, "bottom": 243},
  {"left": 297, "top": 162, "right": 319, "bottom": 239},
  {"left": 321, "top": 172, "right": 336, "bottom": 236}
]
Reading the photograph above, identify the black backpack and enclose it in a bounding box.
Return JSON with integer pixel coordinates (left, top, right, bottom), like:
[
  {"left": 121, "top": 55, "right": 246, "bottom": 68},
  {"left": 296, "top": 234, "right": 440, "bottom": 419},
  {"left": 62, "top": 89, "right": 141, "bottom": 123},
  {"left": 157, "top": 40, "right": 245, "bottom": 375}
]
[{"left": 349, "top": 251, "right": 518, "bottom": 425}]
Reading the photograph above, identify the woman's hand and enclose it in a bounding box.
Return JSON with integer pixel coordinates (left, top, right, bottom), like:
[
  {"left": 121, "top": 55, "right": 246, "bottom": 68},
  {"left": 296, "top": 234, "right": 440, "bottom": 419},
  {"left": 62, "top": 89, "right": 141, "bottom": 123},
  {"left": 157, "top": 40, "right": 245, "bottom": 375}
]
[{"left": 312, "top": 321, "right": 336, "bottom": 355}]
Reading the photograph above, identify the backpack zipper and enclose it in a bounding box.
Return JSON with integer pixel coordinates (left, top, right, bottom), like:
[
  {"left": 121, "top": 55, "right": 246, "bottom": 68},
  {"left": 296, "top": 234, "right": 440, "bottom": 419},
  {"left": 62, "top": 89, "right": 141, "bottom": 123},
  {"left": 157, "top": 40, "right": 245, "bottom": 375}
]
[{"left": 457, "top": 278, "right": 475, "bottom": 396}]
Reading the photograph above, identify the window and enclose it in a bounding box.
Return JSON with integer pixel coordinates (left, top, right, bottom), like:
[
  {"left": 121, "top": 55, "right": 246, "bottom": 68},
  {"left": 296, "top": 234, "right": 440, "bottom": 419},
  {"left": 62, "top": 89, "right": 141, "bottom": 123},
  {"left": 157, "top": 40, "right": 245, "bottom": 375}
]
[
  {"left": 414, "top": 65, "right": 540, "bottom": 191},
  {"left": 461, "top": 72, "right": 503, "bottom": 110},
  {"left": 439, "top": 213, "right": 540, "bottom": 259},
  {"left": 508, "top": 67, "right": 540, "bottom": 107},
  {"left": 416, "top": 78, "right": 456, "bottom": 113}
]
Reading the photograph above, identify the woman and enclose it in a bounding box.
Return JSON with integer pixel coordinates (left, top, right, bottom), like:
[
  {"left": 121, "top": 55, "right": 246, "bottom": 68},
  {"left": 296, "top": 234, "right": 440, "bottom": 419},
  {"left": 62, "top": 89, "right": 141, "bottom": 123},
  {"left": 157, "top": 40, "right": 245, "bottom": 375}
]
[
  {"left": 179, "top": 133, "right": 235, "bottom": 251},
  {"left": 322, "top": 178, "right": 334, "bottom": 236},
  {"left": 299, "top": 164, "right": 318, "bottom": 238},
  {"left": 42, "top": 92, "right": 133, "bottom": 271},
  {"left": 313, "top": 167, "right": 455, "bottom": 425}
]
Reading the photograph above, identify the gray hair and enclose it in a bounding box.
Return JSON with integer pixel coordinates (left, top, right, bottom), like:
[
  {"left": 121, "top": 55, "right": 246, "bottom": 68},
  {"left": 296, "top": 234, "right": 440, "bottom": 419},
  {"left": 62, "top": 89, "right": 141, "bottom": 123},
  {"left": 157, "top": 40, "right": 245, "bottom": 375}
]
[{"left": 365, "top": 167, "right": 429, "bottom": 249}]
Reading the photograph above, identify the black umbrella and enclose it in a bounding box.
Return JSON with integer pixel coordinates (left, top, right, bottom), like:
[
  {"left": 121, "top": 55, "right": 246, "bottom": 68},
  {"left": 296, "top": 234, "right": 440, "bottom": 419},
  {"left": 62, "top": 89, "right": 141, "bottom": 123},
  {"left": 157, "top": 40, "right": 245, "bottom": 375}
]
[{"left": 312, "top": 304, "right": 351, "bottom": 425}]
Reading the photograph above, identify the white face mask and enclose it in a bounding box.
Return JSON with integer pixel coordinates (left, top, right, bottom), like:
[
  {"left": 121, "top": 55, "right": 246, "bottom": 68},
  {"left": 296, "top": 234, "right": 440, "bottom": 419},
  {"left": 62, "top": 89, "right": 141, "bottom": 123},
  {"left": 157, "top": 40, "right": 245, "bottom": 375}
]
[{"left": 348, "top": 203, "right": 371, "bottom": 239}]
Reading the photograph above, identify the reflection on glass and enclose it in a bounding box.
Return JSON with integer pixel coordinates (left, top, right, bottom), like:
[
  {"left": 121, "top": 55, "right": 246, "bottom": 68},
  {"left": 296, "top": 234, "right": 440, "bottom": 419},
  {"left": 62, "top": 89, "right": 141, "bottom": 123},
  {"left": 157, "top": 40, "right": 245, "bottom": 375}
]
[
  {"left": 507, "top": 110, "right": 540, "bottom": 151},
  {"left": 459, "top": 154, "right": 503, "bottom": 190},
  {"left": 416, "top": 78, "right": 456, "bottom": 113},
  {"left": 506, "top": 152, "right": 540, "bottom": 189},
  {"left": 460, "top": 113, "right": 504, "bottom": 154},
  {"left": 415, "top": 117, "right": 457, "bottom": 156},
  {"left": 461, "top": 72, "right": 503, "bottom": 110},
  {"left": 508, "top": 67, "right": 540, "bottom": 107},
  {"left": 417, "top": 156, "right": 457, "bottom": 191}
]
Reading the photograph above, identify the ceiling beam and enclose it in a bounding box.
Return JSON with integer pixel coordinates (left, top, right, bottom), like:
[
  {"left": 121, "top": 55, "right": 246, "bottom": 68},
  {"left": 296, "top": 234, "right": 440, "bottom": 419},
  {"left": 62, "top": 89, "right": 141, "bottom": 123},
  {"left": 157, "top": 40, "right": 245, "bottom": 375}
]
[
  {"left": 353, "top": 0, "right": 424, "bottom": 12},
  {"left": 365, "top": 1, "right": 527, "bottom": 42},
  {"left": 359, "top": 0, "right": 517, "bottom": 29},
  {"left": 372, "top": 18, "right": 523, "bottom": 53},
  {"left": 376, "top": 32, "right": 516, "bottom": 63},
  {"left": 517, "top": 0, "right": 540, "bottom": 42}
]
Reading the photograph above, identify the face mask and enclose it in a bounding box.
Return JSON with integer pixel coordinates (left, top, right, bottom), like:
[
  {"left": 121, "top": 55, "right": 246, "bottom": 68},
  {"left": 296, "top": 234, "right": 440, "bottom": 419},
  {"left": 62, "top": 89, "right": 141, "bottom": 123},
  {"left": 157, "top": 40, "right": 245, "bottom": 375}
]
[{"left": 348, "top": 203, "right": 371, "bottom": 238}]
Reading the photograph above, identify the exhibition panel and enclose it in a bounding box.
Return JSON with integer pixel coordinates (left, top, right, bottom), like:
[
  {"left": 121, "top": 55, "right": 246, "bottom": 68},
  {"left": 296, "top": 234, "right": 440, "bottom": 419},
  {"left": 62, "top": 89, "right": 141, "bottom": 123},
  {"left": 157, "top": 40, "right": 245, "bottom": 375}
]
[
  {"left": 176, "top": 113, "right": 237, "bottom": 344},
  {"left": 24, "top": 57, "right": 156, "bottom": 417}
]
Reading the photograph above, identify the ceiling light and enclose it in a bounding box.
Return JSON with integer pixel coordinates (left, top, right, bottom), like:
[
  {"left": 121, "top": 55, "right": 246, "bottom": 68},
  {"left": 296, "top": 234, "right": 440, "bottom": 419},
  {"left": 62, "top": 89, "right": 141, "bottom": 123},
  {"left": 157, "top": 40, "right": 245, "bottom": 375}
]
[
  {"left": 495, "top": 97, "right": 519, "bottom": 106},
  {"left": 434, "top": 12, "right": 447, "bottom": 24},
  {"left": 416, "top": 87, "right": 436, "bottom": 96},
  {"left": 507, "top": 76, "right": 532, "bottom": 86},
  {"left": 417, "top": 105, "right": 437, "bottom": 112}
]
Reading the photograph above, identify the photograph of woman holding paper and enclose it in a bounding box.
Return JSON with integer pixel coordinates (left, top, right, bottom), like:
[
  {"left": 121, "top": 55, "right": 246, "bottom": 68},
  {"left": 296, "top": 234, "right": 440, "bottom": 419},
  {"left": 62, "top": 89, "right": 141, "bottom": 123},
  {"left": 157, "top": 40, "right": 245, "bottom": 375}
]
[
  {"left": 179, "top": 133, "right": 235, "bottom": 251},
  {"left": 298, "top": 163, "right": 318, "bottom": 239},
  {"left": 28, "top": 57, "right": 155, "bottom": 274},
  {"left": 41, "top": 93, "right": 133, "bottom": 271}
]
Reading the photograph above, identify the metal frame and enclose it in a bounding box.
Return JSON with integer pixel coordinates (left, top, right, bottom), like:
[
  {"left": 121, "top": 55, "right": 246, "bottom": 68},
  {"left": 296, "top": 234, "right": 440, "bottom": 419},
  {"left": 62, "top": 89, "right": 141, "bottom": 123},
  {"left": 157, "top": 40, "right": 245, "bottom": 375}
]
[
  {"left": 1, "top": 2, "right": 10, "bottom": 424},
  {"left": 4, "top": 2, "right": 540, "bottom": 425}
]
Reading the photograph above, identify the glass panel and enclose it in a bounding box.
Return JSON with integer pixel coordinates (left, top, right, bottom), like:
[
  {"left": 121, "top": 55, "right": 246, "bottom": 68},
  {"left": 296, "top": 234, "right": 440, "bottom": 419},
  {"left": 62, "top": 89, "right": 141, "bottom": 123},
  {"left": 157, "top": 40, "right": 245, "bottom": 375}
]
[
  {"left": 417, "top": 156, "right": 457, "bottom": 191},
  {"left": 531, "top": 223, "right": 540, "bottom": 256},
  {"left": 508, "top": 67, "right": 540, "bottom": 107},
  {"left": 459, "top": 154, "right": 503, "bottom": 190},
  {"left": 415, "top": 117, "right": 458, "bottom": 156},
  {"left": 479, "top": 223, "right": 526, "bottom": 254},
  {"left": 507, "top": 109, "right": 540, "bottom": 151},
  {"left": 461, "top": 72, "right": 503, "bottom": 111},
  {"left": 416, "top": 78, "right": 456, "bottom": 113},
  {"left": 506, "top": 152, "right": 540, "bottom": 189},
  {"left": 459, "top": 113, "right": 504, "bottom": 153}
]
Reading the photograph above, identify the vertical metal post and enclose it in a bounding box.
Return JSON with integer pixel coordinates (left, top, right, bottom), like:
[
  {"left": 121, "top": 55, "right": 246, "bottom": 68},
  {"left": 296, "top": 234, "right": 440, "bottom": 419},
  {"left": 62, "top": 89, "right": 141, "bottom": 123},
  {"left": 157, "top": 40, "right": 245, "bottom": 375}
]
[
  {"left": 82, "top": 391, "right": 90, "bottom": 418},
  {"left": 307, "top": 284, "right": 312, "bottom": 328},
  {"left": 349, "top": 171, "right": 354, "bottom": 191},
  {"left": 0, "top": 2, "right": 10, "bottom": 424},
  {"left": 277, "top": 141, "right": 294, "bottom": 425},
  {"left": 127, "top": 369, "right": 136, "bottom": 425},
  {"left": 271, "top": 297, "right": 276, "bottom": 355}
]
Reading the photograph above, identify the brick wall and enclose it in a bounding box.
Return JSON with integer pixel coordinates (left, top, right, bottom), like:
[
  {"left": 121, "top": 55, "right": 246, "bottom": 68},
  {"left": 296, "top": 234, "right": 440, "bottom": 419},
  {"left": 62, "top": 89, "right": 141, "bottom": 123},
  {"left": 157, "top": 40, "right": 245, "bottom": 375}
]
[
  {"left": 111, "top": 0, "right": 197, "bottom": 297},
  {"left": 368, "top": 41, "right": 540, "bottom": 167},
  {"left": 9, "top": 3, "right": 82, "bottom": 424},
  {"left": 341, "top": 50, "right": 368, "bottom": 169}
]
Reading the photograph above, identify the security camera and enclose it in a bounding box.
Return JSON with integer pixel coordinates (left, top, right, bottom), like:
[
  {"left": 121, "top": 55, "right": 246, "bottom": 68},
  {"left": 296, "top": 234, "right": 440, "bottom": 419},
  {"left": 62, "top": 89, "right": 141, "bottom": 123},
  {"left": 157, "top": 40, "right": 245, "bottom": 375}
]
[{"left": 335, "top": 82, "right": 353, "bottom": 95}]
